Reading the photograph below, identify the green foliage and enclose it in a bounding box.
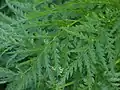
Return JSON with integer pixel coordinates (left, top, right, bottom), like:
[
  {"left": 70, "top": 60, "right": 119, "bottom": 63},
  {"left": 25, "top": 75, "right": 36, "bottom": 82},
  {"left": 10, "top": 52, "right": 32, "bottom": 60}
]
[{"left": 0, "top": 0, "right": 120, "bottom": 90}]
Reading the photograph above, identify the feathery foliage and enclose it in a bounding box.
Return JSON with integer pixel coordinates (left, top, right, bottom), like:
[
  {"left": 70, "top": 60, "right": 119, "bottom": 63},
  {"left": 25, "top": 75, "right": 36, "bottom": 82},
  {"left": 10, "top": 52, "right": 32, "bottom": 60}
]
[{"left": 0, "top": 0, "right": 120, "bottom": 90}]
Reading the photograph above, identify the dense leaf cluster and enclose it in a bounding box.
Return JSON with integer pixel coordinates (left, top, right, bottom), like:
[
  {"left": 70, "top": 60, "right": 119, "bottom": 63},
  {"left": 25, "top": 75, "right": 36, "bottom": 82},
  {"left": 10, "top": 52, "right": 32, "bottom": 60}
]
[{"left": 0, "top": 0, "right": 120, "bottom": 90}]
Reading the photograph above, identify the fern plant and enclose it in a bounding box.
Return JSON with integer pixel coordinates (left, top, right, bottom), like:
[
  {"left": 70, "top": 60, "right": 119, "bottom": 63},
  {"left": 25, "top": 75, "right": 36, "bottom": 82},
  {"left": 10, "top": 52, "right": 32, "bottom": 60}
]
[{"left": 0, "top": 0, "right": 120, "bottom": 90}]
